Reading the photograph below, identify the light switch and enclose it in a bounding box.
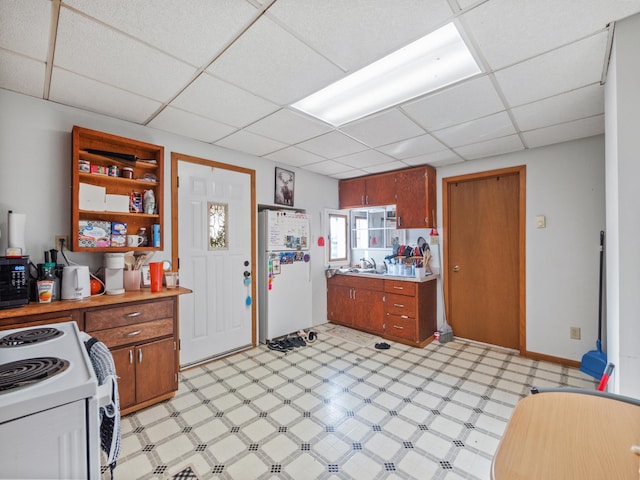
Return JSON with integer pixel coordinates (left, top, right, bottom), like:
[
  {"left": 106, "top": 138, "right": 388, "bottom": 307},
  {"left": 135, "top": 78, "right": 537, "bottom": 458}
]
[{"left": 535, "top": 215, "right": 546, "bottom": 228}]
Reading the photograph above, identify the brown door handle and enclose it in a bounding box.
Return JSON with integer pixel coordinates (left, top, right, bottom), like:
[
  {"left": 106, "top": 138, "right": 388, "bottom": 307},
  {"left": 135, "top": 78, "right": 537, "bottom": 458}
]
[{"left": 452, "top": 265, "right": 460, "bottom": 272}]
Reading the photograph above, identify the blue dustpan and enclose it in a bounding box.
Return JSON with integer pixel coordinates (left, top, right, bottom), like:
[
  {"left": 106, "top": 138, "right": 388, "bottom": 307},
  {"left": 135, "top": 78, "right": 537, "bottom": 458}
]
[{"left": 580, "top": 339, "right": 607, "bottom": 380}]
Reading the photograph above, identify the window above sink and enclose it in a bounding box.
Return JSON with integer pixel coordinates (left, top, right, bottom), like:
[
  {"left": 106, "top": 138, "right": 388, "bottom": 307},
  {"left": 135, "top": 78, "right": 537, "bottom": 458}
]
[{"left": 351, "top": 206, "right": 404, "bottom": 250}]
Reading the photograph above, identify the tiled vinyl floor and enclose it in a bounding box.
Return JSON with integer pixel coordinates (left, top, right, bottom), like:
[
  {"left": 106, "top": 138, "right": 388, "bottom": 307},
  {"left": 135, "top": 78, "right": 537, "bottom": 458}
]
[{"left": 106, "top": 324, "right": 596, "bottom": 480}]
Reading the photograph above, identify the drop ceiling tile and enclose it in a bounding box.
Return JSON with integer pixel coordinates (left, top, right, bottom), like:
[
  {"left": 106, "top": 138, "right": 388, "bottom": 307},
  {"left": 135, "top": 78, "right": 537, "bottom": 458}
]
[
  {"left": 512, "top": 84, "right": 604, "bottom": 132},
  {"left": 264, "top": 146, "right": 327, "bottom": 168},
  {"left": 49, "top": 68, "right": 161, "bottom": 123},
  {"left": 303, "top": 160, "right": 354, "bottom": 176},
  {"left": 54, "top": 8, "right": 196, "bottom": 101},
  {"left": 433, "top": 111, "right": 516, "bottom": 147},
  {"left": 334, "top": 150, "right": 396, "bottom": 170},
  {"left": 341, "top": 109, "right": 425, "bottom": 148},
  {"left": 362, "top": 161, "right": 410, "bottom": 174},
  {"left": 522, "top": 115, "right": 604, "bottom": 148},
  {"left": 64, "top": 0, "right": 259, "bottom": 66},
  {"left": 171, "top": 73, "right": 279, "bottom": 128},
  {"left": 0, "top": 0, "right": 51, "bottom": 60},
  {"left": 0, "top": 50, "right": 45, "bottom": 98},
  {"left": 208, "top": 16, "right": 344, "bottom": 105},
  {"left": 454, "top": 134, "right": 524, "bottom": 160},
  {"left": 332, "top": 169, "right": 368, "bottom": 179},
  {"left": 148, "top": 106, "right": 236, "bottom": 143},
  {"left": 297, "top": 131, "right": 367, "bottom": 159},
  {"left": 402, "top": 149, "right": 463, "bottom": 167},
  {"left": 267, "top": 0, "right": 454, "bottom": 71},
  {"left": 462, "top": 0, "right": 637, "bottom": 70},
  {"left": 456, "top": 0, "right": 486, "bottom": 10},
  {"left": 215, "top": 130, "right": 288, "bottom": 157},
  {"left": 378, "top": 134, "right": 446, "bottom": 159},
  {"left": 246, "top": 109, "right": 333, "bottom": 144},
  {"left": 495, "top": 33, "right": 607, "bottom": 108},
  {"left": 402, "top": 76, "right": 505, "bottom": 131}
]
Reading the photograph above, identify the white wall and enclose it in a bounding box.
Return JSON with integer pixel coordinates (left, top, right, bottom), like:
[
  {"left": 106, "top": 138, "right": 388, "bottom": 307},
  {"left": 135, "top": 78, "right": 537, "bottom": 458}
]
[
  {"left": 0, "top": 89, "right": 338, "bottom": 329},
  {"left": 436, "top": 136, "right": 606, "bottom": 361},
  {"left": 604, "top": 12, "right": 640, "bottom": 397}
]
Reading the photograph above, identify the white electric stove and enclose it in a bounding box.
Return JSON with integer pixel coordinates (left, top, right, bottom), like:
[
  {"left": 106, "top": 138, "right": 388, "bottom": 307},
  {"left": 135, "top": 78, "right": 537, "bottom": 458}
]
[{"left": 0, "top": 321, "right": 100, "bottom": 479}]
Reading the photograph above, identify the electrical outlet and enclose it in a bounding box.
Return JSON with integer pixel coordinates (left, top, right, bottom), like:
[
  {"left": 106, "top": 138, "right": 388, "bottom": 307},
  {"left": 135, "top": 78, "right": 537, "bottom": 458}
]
[
  {"left": 54, "top": 235, "right": 69, "bottom": 251},
  {"left": 570, "top": 326, "right": 581, "bottom": 340}
]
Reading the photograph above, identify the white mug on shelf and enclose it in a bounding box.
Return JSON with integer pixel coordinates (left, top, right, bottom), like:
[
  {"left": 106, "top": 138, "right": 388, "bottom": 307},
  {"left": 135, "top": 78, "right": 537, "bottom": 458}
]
[{"left": 126, "top": 234, "right": 144, "bottom": 247}]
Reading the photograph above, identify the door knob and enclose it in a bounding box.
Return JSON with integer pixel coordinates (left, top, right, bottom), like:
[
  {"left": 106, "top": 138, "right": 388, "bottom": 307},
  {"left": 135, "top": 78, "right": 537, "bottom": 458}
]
[{"left": 452, "top": 265, "right": 460, "bottom": 272}]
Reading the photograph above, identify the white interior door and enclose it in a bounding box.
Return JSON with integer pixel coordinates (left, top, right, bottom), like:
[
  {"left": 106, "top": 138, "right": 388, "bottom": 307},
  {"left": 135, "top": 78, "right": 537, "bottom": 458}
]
[{"left": 178, "top": 161, "right": 253, "bottom": 368}]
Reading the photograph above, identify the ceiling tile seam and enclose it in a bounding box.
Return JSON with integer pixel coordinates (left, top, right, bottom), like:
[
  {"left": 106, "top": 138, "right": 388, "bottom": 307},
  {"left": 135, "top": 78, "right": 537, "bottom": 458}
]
[
  {"left": 520, "top": 112, "right": 605, "bottom": 135},
  {"left": 509, "top": 81, "right": 604, "bottom": 111},
  {"left": 141, "top": 1, "right": 278, "bottom": 126},
  {"left": 48, "top": 65, "right": 165, "bottom": 105},
  {"left": 43, "top": 0, "right": 62, "bottom": 100},
  {"left": 0, "top": 46, "right": 45, "bottom": 65}
]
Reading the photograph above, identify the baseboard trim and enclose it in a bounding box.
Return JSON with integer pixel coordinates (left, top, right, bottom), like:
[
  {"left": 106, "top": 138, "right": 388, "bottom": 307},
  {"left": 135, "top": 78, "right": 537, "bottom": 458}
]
[{"left": 522, "top": 349, "right": 580, "bottom": 368}]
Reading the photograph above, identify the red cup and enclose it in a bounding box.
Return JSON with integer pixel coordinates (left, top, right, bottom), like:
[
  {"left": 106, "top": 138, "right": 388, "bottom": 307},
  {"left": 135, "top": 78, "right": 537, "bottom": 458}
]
[{"left": 149, "top": 262, "right": 163, "bottom": 292}]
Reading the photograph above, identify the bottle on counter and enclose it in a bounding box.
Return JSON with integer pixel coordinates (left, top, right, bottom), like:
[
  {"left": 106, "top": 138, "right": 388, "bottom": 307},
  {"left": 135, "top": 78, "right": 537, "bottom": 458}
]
[{"left": 37, "top": 263, "right": 58, "bottom": 303}]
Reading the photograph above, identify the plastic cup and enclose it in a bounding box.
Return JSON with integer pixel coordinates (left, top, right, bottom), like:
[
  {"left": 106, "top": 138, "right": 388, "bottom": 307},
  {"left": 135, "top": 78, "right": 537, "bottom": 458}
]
[
  {"left": 123, "top": 270, "right": 141, "bottom": 291},
  {"left": 149, "top": 262, "right": 163, "bottom": 292},
  {"left": 164, "top": 272, "right": 178, "bottom": 289}
]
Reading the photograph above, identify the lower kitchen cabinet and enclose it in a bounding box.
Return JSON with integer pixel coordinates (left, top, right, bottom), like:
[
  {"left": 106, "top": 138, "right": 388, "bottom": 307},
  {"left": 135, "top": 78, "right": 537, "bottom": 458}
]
[
  {"left": 327, "top": 275, "right": 385, "bottom": 334},
  {"left": 327, "top": 275, "right": 437, "bottom": 347},
  {"left": 85, "top": 298, "right": 178, "bottom": 415},
  {"left": 0, "top": 288, "right": 189, "bottom": 415},
  {"left": 111, "top": 337, "right": 176, "bottom": 410}
]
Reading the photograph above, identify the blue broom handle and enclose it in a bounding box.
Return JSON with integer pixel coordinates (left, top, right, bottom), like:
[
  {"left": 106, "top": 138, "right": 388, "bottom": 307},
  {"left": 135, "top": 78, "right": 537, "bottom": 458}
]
[{"left": 598, "top": 230, "right": 604, "bottom": 344}]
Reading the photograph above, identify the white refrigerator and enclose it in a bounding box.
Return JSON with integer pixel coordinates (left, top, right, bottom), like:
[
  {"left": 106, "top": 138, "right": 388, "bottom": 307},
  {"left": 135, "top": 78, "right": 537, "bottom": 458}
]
[{"left": 258, "top": 210, "right": 312, "bottom": 343}]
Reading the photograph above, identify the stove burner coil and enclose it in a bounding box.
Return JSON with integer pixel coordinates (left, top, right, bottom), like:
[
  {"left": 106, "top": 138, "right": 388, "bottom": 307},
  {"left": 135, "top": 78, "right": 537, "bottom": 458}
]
[
  {"left": 0, "top": 357, "right": 69, "bottom": 392},
  {"left": 0, "top": 327, "right": 63, "bottom": 347}
]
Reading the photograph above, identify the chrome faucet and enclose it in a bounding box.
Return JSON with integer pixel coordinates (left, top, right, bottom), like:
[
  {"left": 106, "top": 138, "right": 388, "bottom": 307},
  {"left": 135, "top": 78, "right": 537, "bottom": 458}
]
[{"left": 360, "top": 257, "right": 376, "bottom": 270}]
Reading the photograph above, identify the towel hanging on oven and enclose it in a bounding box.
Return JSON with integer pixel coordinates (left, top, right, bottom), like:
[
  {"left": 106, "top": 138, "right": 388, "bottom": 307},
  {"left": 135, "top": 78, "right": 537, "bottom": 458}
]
[{"left": 82, "top": 332, "right": 121, "bottom": 477}]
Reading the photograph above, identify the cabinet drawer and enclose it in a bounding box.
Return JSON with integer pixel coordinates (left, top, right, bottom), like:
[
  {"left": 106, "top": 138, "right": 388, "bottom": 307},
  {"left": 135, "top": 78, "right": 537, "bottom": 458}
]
[
  {"left": 384, "top": 280, "right": 416, "bottom": 296},
  {"left": 385, "top": 293, "right": 417, "bottom": 317},
  {"left": 385, "top": 314, "right": 417, "bottom": 341},
  {"left": 329, "top": 274, "right": 384, "bottom": 291},
  {"left": 85, "top": 299, "right": 173, "bottom": 332},
  {"left": 89, "top": 318, "right": 174, "bottom": 349}
]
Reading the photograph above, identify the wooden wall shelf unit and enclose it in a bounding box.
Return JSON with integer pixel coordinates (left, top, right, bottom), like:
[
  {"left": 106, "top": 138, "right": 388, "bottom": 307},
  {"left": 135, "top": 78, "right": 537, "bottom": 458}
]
[
  {"left": 71, "top": 126, "right": 164, "bottom": 252},
  {"left": 0, "top": 287, "right": 190, "bottom": 415}
]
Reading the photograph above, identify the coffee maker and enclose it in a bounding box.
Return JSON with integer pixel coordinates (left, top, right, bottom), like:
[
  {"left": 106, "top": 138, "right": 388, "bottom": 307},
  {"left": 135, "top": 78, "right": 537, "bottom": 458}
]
[{"left": 104, "top": 253, "right": 125, "bottom": 295}]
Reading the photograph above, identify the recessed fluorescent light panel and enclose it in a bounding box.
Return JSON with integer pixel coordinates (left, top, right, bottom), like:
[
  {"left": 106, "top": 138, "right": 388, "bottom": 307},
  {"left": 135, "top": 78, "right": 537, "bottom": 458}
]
[{"left": 292, "top": 23, "right": 481, "bottom": 126}]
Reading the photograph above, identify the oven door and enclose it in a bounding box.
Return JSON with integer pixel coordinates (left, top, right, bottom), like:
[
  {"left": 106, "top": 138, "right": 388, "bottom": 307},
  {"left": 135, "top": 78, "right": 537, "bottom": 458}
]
[{"left": 0, "top": 398, "right": 99, "bottom": 479}]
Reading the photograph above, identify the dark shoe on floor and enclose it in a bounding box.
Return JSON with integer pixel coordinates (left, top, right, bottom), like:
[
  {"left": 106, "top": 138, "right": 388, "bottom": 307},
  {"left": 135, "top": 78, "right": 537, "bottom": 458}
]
[
  {"left": 268, "top": 342, "right": 287, "bottom": 352},
  {"left": 375, "top": 342, "right": 390, "bottom": 350},
  {"left": 296, "top": 336, "right": 307, "bottom": 347}
]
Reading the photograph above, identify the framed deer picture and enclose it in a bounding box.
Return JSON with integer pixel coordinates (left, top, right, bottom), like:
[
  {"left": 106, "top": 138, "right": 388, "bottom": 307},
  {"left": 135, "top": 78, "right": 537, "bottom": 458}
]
[{"left": 274, "top": 167, "right": 295, "bottom": 207}]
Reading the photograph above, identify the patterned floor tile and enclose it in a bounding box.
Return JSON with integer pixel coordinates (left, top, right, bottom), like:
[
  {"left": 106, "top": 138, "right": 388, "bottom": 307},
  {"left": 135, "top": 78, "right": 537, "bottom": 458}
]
[{"left": 107, "top": 323, "right": 596, "bottom": 480}]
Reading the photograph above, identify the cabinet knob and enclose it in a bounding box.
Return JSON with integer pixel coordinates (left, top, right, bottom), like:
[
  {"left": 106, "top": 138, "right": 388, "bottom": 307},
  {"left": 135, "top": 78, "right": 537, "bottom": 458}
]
[
  {"left": 393, "top": 303, "right": 404, "bottom": 308},
  {"left": 125, "top": 330, "right": 142, "bottom": 337},
  {"left": 126, "top": 312, "right": 142, "bottom": 318},
  {"left": 452, "top": 265, "right": 460, "bottom": 272}
]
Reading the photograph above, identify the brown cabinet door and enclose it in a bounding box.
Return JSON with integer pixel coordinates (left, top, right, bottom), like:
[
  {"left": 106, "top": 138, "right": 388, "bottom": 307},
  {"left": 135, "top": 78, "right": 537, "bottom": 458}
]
[
  {"left": 339, "top": 177, "right": 366, "bottom": 208},
  {"left": 111, "top": 346, "right": 136, "bottom": 409},
  {"left": 365, "top": 173, "right": 396, "bottom": 206},
  {"left": 353, "top": 289, "right": 385, "bottom": 334},
  {"left": 327, "top": 284, "right": 353, "bottom": 326},
  {"left": 395, "top": 166, "right": 436, "bottom": 228},
  {"left": 135, "top": 337, "right": 176, "bottom": 404}
]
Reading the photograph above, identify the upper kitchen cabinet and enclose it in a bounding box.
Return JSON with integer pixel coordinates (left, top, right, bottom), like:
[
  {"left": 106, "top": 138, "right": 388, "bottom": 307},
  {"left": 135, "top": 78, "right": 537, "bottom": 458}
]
[
  {"left": 339, "top": 172, "right": 396, "bottom": 208},
  {"left": 394, "top": 166, "right": 436, "bottom": 229},
  {"left": 71, "top": 126, "right": 164, "bottom": 252}
]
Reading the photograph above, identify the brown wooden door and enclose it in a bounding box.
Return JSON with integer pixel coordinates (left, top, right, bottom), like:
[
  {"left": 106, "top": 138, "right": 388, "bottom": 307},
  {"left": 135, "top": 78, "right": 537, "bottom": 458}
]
[
  {"left": 112, "top": 346, "right": 136, "bottom": 409},
  {"left": 135, "top": 337, "right": 176, "bottom": 404},
  {"left": 444, "top": 167, "right": 524, "bottom": 350}
]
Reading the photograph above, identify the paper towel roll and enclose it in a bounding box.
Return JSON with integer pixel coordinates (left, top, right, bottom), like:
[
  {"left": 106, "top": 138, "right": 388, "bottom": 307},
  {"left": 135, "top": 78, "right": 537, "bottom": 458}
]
[{"left": 8, "top": 211, "right": 26, "bottom": 254}]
